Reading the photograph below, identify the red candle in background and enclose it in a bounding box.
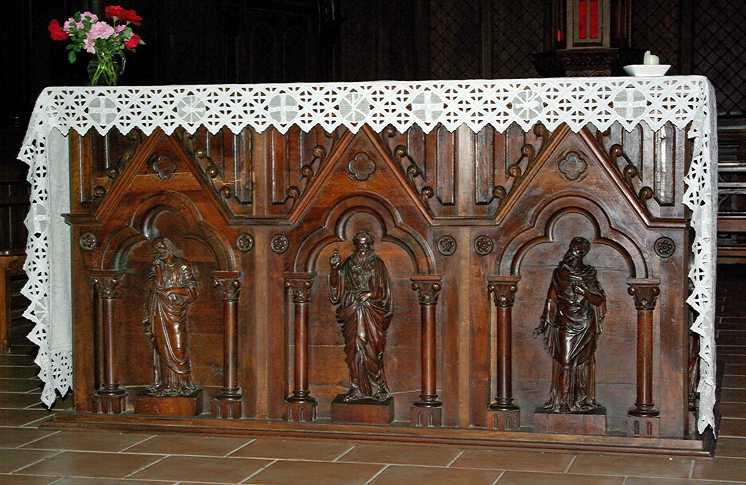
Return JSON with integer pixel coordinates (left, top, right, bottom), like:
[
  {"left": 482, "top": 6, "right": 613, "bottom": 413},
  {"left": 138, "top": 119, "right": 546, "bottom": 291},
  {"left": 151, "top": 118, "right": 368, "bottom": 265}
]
[{"left": 590, "top": 0, "right": 599, "bottom": 39}]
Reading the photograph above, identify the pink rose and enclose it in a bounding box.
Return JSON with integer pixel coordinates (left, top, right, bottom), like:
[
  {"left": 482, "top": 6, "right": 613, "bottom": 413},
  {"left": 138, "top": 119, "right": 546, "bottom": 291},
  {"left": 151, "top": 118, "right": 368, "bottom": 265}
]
[{"left": 89, "top": 21, "right": 115, "bottom": 40}]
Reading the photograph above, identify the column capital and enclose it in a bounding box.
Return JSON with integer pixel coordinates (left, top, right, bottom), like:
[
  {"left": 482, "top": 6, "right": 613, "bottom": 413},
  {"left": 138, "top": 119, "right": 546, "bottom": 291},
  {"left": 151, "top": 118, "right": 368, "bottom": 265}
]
[
  {"left": 627, "top": 278, "right": 661, "bottom": 310},
  {"left": 90, "top": 269, "right": 123, "bottom": 299},
  {"left": 487, "top": 275, "right": 521, "bottom": 308},
  {"left": 284, "top": 272, "right": 317, "bottom": 303},
  {"left": 411, "top": 275, "right": 442, "bottom": 305},
  {"left": 212, "top": 271, "right": 242, "bottom": 302}
]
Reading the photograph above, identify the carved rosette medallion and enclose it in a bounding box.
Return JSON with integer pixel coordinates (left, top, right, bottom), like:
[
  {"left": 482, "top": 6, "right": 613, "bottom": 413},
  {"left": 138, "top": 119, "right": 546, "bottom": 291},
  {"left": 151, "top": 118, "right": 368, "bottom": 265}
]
[
  {"left": 271, "top": 234, "right": 290, "bottom": 254},
  {"left": 437, "top": 236, "right": 457, "bottom": 256},
  {"left": 654, "top": 237, "right": 675, "bottom": 258},
  {"left": 487, "top": 282, "right": 518, "bottom": 307},
  {"left": 79, "top": 232, "right": 98, "bottom": 251},
  {"left": 411, "top": 281, "right": 442, "bottom": 305},
  {"left": 628, "top": 284, "right": 661, "bottom": 311},
  {"left": 558, "top": 151, "right": 588, "bottom": 181},
  {"left": 348, "top": 152, "right": 377, "bottom": 181},
  {"left": 236, "top": 233, "right": 254, "bottom": 253},
  {"left": 474, "top": 235, "right": 494, "bottom": 256},
  {"left": 285, "top": 279, "right": 313, "bottom": 303}
]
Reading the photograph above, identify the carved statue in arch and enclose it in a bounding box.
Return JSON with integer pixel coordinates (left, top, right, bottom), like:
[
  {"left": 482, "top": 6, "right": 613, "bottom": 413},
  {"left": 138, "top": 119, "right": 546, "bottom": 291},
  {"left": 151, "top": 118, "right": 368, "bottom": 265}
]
[
  {"left": 142, "top": 236, "right": 199, "bottom": 397},
  {"left": 329, "top": 229, "right": 393, "bottom": 402},
  {"left": 533, "top": 236, "right": 607, "bottom": 413}
]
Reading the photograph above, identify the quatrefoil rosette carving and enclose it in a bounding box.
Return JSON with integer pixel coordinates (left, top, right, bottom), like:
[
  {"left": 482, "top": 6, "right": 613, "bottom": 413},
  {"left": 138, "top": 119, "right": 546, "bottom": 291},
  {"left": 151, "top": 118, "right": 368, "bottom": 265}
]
[
  {"left": 558, "top": 151, "right": 588, "bottom": 181},
  {"left": 348, "top": 152, "right": 377, "bottom": 181}
]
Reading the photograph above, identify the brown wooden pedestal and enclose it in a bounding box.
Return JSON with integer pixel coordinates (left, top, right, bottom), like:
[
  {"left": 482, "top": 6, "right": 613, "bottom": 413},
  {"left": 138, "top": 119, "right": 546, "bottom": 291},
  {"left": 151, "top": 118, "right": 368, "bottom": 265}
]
[
  {"left": 330, "top": 394, "right": 394, "bottom": 424},
  {"left": 534, "top": 407, "right": 607, "bottom": 435},
  {"left": 134, "top": 390, "right": 203, "bottom": 417}
]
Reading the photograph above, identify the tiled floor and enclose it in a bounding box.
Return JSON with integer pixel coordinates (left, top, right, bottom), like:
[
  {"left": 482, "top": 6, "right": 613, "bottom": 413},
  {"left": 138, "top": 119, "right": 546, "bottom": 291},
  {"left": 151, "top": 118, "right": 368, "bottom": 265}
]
[{"left": 1, "top": 266, "right": 746, "bottom": 484}]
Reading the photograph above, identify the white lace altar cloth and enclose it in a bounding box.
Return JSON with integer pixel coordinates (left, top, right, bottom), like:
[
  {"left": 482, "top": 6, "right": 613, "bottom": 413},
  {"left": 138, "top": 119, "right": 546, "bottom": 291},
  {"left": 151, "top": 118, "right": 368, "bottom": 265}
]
[{"left": 18, "top": 77, "right": 718, "bottom": 433}]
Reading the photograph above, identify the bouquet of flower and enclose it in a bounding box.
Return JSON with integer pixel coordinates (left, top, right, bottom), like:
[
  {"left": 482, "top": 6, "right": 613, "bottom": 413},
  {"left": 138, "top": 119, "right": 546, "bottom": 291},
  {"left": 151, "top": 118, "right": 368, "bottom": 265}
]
[{"left": 48, "top": 6, "right": 145, "bottom": 86}]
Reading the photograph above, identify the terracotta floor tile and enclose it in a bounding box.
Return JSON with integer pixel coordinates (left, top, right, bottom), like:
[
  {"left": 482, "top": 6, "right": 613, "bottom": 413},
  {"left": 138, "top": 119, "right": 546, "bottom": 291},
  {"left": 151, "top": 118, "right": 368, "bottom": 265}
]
[
  {"left": 369, "top": 465, "right": 501, "bottom": 485},
  {"left": 0, "top": 392, "right": 49, "bottom": 408},
  {"left": 0, "top": 408, "right": 52, "bottom": 427},
  {"left": 338, "top": 442, "right": 461, "bottom": 466},
  {"left": 692, "top": 456, "right": 746, "bottom": 481},
  {"left": 52, "top": 479, "right": 178, "bottom": 485},
  {"left": 0, "top": 427, "right": 54, "bottom": 447},
  {"left": 495, "top": 471, "right": 624, "bottom": 484},
  {"left": 0, "top": 475, "right": 61, "bottom": 485},
  {"left": 0, "top": 449, "right": 58, "bottom": 473},
  {"left": 18, "top": 451, "right": 163, "bottom": 479},
  {"left": 123, "top": 433, "right": 249, "bottom": 456},
  {"left": 245, "top": 460, "right": 384, "bottom": 485},
  {"left": 625, "top": 478, "right": 743, "bottom": 485},
  {"left": 130, "top": 455, "right": 271, "bottom": 483},
  {"left": 715, "top": 437, "right": 746, "bottom": 458},
  {"left": 229, "top": 437, "right": 353, "bottom": 461},
  {"left": 450, "top": 449, "right": 574, "bottom": 472},
  {"left": 23, "top": 430, "right": 154, "bottom": 452},
  {"left": 568, "top": 454, "right": 692, "bottom": 478},
  {"left": 720, "top": 418, "right": 746, "bottom": 437}
]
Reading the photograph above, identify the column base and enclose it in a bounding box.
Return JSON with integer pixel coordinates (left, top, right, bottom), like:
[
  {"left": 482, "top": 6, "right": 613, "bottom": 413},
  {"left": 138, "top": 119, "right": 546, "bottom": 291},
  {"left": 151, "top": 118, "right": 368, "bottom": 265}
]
[
  {"left": 91, "top": 389, "right": 127, "bottom": 414},
  {"left": 410, "top": 404, "right": 442, "bottom": 427},
  {"left": 212, "top": 393, "right": 242, "bottom": 419},
  {"left": 284, "top": 398, "right": 317, "bottom": 422},
  {"left": 486, "top": 406, "right": 521, "bottom": 430},
  {"left": 134, "top": 389, "right": 203, "bottom": 417},
  {"left": 627, "top": 414, "right": 660, "bottom": 437},
  {"left": 534, "top": 406, "right": 607, "bottom": 435}
]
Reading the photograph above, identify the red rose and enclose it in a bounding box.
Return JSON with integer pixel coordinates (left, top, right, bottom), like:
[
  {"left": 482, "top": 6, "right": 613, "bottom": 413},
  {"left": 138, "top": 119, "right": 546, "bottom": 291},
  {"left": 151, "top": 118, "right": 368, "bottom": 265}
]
[
  {"left": 104, "top": 6, "right": 126, "bottom": 20},
  {"left": 105, "top": 5, "right": 142, "bottom": 26},
  {"left": 122, "top": 9, "right": 142, "bottom": 26},
  {"left": 48, "top": 19, "right": 69, "bottom": 40},
  {"left": 125, "top": 34, "right": 141, "bottom": 50}
]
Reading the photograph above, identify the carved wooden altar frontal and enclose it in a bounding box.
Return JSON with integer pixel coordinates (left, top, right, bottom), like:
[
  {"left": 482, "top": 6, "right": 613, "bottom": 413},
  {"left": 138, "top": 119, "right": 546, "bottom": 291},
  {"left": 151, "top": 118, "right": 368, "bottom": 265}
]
[{"left": 63, "top": 119, "right": 699, "bottom": 451}]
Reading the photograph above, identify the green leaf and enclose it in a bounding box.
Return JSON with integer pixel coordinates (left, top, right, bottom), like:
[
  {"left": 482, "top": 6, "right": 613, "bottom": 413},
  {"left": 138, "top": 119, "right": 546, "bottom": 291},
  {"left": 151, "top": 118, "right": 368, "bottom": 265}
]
[{"left": 68, "top": 50, "right": 76, "bottom": 64}]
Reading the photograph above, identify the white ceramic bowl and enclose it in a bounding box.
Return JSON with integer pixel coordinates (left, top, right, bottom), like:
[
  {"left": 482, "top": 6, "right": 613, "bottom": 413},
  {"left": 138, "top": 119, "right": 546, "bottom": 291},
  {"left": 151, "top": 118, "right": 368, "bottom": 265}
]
[{"left": 623, "top": 64, "right": 671, "bottom": 77}]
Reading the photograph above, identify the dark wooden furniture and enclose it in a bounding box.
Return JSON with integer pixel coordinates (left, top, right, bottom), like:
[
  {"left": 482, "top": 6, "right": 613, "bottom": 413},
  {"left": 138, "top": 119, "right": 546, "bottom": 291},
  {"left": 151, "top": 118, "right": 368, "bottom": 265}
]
[
  {"left": 0, "top": 248, "right": 25, "bottom": 351},
  {"left": 47, "top": 114, "right": 709, "bottom": 455}
]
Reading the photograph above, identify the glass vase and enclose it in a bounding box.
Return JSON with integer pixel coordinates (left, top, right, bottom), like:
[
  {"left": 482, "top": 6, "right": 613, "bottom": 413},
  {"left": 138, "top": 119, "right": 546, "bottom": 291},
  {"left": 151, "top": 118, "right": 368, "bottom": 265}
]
[{"left": 87, "top": 53, "right": 125, "bottom": 86}]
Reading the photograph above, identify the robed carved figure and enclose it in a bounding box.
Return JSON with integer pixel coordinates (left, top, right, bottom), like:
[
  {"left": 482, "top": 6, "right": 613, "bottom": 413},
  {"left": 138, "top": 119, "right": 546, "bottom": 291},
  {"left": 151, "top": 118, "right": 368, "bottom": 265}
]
[
  {"left": 142, "top": 237, "right": 199, "bottom": 397},
  {"left": 533, "top": 237, "right": 607, "bottom": 413},
  {"left": 329, "top": 229, "right": 393, "bottom": 402}
]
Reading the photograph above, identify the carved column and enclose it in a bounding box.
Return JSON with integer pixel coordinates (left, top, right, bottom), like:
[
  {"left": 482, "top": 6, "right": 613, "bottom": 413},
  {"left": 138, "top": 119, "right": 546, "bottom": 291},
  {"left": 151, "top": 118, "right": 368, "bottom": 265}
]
[
  {"left": 211, "top": 271, "right": 242, "bottom": 419},
  {"left": 627, "top": 278, "right": 661, "bottom": 437},
  {"left": 410, "top": 275, "right": 443, "bottom": 427},
  {"left": 90, "top": 269, "right": 126, "bottom": 414},
  {"left": 486, "top": 275, "right": 521, "bottom": 430},
  {"left": 284, "top": 272, "right": 318, "bottom": 421}
]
